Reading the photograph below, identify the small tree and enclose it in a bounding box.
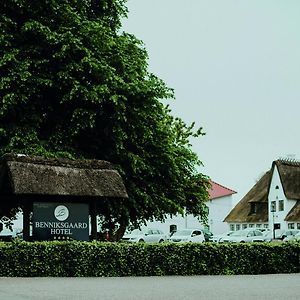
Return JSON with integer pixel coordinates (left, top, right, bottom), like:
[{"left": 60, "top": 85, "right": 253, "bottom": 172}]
[{"left": 0, "top": 0, "right": 210, "bottom": 237}]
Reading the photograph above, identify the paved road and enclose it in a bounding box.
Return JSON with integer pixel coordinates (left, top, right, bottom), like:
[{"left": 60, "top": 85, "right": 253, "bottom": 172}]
[{"left": 0, "top": 274, "right": 300, "bottom": 300}]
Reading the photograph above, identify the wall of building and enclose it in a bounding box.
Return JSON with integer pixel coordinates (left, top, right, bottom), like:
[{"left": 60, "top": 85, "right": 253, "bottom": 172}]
[
  {"left": 146, "top": 194, "right": 235, "bottom": 235},
  {"left": 145, "top": 212, "right": 204, "bottom": 236},
  {"left": 207, "top": 195, "right": 234, "bottom": 234},
  {"left": 227, "top": 222, "right": 269, "bottom": 232},
  {"left": 268, "top": 166, "right": 297, "bottom": 231}
]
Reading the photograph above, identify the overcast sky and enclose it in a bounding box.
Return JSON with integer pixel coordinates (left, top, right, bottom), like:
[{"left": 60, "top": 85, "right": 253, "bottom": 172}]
[{"left": 122, "top": 1, "right": 300, "bottom": 202}]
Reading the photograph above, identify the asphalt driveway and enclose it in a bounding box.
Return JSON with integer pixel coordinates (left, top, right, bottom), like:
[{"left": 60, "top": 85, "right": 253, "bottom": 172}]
[{"left": 0, "top": 274, "right": 299, "bottom": 300}]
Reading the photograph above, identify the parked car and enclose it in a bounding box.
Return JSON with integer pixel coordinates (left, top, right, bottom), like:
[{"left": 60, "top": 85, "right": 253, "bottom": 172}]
[
  {"left": 211, "top": 231, "right": 234, "bottom": 243},
  {"left": 121, "top": 228, "right": 167, "bottom": 243},
  {"left": 0, "top": 227, "right": 22, "bottom": 241},
  {"left": 168, "top": 229, "right": 205, "bottom": 243},
  {"left": 281, "top": 230, "right": 300, "bottom": 241},
  {"left": 261, "top": 229, "right": 292, "bottom": 242},
  {"left": 202, "top": 228, "right": 213, "bottom": 242},
  {"left": 220, "top": 229, "right": 265, "bottom": 243},
  {"left": 284, "top": 231, "right": 300, "bottom": 242}
]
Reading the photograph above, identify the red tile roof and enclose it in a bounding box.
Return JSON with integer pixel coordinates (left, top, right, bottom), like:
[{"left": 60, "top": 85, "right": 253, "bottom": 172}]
[{"left": 209, "top": 180, "right": 236, "bottom": 200}]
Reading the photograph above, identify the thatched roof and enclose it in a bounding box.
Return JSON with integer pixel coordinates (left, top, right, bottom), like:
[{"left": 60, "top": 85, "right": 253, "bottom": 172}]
[
  {"left": 0, "top": 154, "right": 128, "bottom": 198},
  {"left": 276, "top": 160, "right": 300, "bottom": 201},
  {"left": 285, "top": 202, "right": 300, "bottom": 221},
  {"left": 224, "top": 171, "right": 270, "bottom": 223},
  {"left": 224, "top": 159, "right": 300, "bottom": 223}
]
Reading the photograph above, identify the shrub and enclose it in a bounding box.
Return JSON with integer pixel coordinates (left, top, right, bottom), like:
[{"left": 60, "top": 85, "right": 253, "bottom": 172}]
[{"left": 0, "top": 241, "right": 299, "bottom": 277}]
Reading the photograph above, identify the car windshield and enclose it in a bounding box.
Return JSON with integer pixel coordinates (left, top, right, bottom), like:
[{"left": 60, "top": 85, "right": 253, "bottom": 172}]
[
  {"left": 231, "top": 230, "right": 248, "bottom": 237},
  {"left": 172, "top": 230, "right": 192, "bottom": 236},
  {"left": 129, "top": 229, "right": 143, "bottom": 235}
]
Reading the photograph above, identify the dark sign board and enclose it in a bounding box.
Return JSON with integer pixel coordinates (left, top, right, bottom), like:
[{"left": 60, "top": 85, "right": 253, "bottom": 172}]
[{"left": 33, "top": 202, "right": 89, "bottom": 241}]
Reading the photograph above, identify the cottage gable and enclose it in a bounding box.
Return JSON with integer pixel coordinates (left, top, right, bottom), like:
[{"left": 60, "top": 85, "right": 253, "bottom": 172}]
[{"left": 224, "top": 159, "right": 300, "bottom": 231}]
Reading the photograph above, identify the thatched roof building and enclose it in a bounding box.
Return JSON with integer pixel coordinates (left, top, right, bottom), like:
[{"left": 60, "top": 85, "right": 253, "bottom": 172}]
[
  {"left": 224, "top": 159, "right": 300, "bottom": 224},
  {"left": 0, "top": 154, "right": 128, "bottom": 241},
  {"left": 0, "top": 154, "right": 128, "bottom": 198}
]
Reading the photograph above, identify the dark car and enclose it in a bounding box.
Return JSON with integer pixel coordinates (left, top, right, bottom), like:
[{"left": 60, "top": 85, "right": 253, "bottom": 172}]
[{"left": 202, "top": 228, "right": 213, "bottom": 242}]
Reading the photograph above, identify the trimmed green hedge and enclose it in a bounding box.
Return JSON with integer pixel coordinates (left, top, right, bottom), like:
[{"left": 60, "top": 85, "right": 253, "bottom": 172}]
[{"left": 0, "top": 241, "right": 299, "bottom": 277}]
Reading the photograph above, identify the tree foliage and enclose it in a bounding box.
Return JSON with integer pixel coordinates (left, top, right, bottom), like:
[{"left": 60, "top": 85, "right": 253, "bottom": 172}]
[{"left": 0, "top": 0, "right": 210, "bottom": 232}]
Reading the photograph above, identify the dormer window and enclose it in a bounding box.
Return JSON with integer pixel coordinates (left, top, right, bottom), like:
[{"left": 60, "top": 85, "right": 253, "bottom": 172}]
[{"left": 250, "top": 203, "right": 257, "bottom": 214}]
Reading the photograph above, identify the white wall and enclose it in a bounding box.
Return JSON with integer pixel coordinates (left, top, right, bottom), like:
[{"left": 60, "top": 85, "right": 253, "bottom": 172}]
[
  {"left": 146, "top": 194, "right": 235, "bottom": 235},
  {"left": 207, "top": 195, "right": 234, "bottom": 234},
  {"left": 268, "top": 165, "right": 297, "bottom": 231},
  {"left": 145, "top": 213, "right": 204, "bottom": 235}
]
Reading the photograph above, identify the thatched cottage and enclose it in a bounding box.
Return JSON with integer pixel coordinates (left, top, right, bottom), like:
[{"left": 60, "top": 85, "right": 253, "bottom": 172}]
[
  {"left": 0, "top": 154, "right": 128, "bottom": 241},
  {"left": 224, "top": 159, "right": 300, "bottom": 233}
]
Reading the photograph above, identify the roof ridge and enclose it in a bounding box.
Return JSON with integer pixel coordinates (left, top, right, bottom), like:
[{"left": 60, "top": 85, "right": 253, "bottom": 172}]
[
  {"left": 1, "top": 153, "right": 114, "bottom": 170},
  {"left": 277, "top": 158, "right": 300, "bottom": 167}
]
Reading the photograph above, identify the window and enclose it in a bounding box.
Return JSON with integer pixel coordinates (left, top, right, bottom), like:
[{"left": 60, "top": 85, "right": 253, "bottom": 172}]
[
  {"left": 278, "top": 200, "right": 284, "bottom": 211},
  {"left": 250, "top": 203, "right": 257, "bottom": 214},
  {"left": 254, "top": 230, "right": 263, "bottom": 236},
  {"left": 274, "top": 223, "right": 280, "bottom": 230},
  {"left": 236, "top": 224, "right": 241, "bottom": 231},
  {"left": 170, "top": 225, "right": 177, "bottom": 234},
  {"left": 230, "top": 224, "right": 235, "bottom": 231},
  {"left": 264, "top": 224, "right": 269, "bottom": 229},
  {"left": 288, "top": 223, "right": 295, "bottom": 229},
  {"left": 271, "top": 201, "right": 276, "bottom": 212},
  {"left": 256, "top": 224, "right": 262, "bottom": 228},
  {"left": 242, "top": 224, "right": 248, "bottom": 229},
  {"left": 297, "top": 223, "right": 300, "bottom": 230},
  {"left": 192, "top": 230, "right": 201, "bottom": 236},
  {"left": 249, "top": 224, "right": 254, "bottom": 228}
]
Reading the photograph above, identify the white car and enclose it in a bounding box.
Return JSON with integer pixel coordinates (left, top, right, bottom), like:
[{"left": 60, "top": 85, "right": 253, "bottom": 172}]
[
  {"left": 168, "top": 229, "right": 205, "bottom": 243},
  {"left": 282, "top": 230, "right": 300, "bottom": 242},
  {"left": 121, "top": 228, "right": 167, "bottom": 243},
  {"left": 211, "top": 231, "right": 234, "bottom": 243},
  {"left": 220, "top": 229, "right": 265, "bottom": 243},
  {"left": 285, "top": 231, "right": 300, "bottom": 242},
  {"left": 0, "top": 227, "right": 22, "bottom": 241}
]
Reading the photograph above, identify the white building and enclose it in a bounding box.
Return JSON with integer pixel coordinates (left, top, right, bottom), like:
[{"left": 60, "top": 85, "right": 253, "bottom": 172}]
[
  {"left": 207, "top": 181, "right": 237, "bottom": 234},
  {"left": 146, "top": 180, "right": 236, "bottom": 235},
  {"left": 224, "top": 159, "right": 300, "bottom": 233}
]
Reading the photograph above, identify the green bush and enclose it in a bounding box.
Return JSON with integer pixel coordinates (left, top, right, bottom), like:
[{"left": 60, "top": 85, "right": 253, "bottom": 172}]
[{"left": 0, "top": 241, "right": 299, "bottom": 277}]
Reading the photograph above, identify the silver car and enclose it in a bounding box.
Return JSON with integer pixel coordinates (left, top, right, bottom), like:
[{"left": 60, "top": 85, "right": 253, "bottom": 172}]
[
  {"left": 121, "top": 228, "right": 167, "bottom": 243},
  {"left": 168, "top": 229, "right": 205, "bottom": 243},
  {"left": 220, "top": 229, "right": 264, "bottom": 243},
  {"left": 211, "top": 231, "right": 234, "bottom": 243},
  {"left": 284, "top": 231, "right": 300, "bottom": 242},
  {"left": 282, "top": 230, "right": 300, "bottom": 241}
]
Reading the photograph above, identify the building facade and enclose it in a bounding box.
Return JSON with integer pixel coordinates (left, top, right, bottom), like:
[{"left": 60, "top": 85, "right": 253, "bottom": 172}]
[
  {"left": 146, "top": 180, "right": 236, "bottom": 235},
  {"left": 224, "top": 159, "right": 300, "bottom": 233}
]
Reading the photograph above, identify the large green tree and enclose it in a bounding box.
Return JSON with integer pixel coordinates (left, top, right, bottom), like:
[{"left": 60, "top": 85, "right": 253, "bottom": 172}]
[{"left": 0, "top": 0, "right": 210, "bottom": 236}]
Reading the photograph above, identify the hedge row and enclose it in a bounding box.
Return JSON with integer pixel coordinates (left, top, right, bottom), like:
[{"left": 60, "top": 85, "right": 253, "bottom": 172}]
[{"left": 0, "top": 241, "right": 299, "bottom": 277}]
